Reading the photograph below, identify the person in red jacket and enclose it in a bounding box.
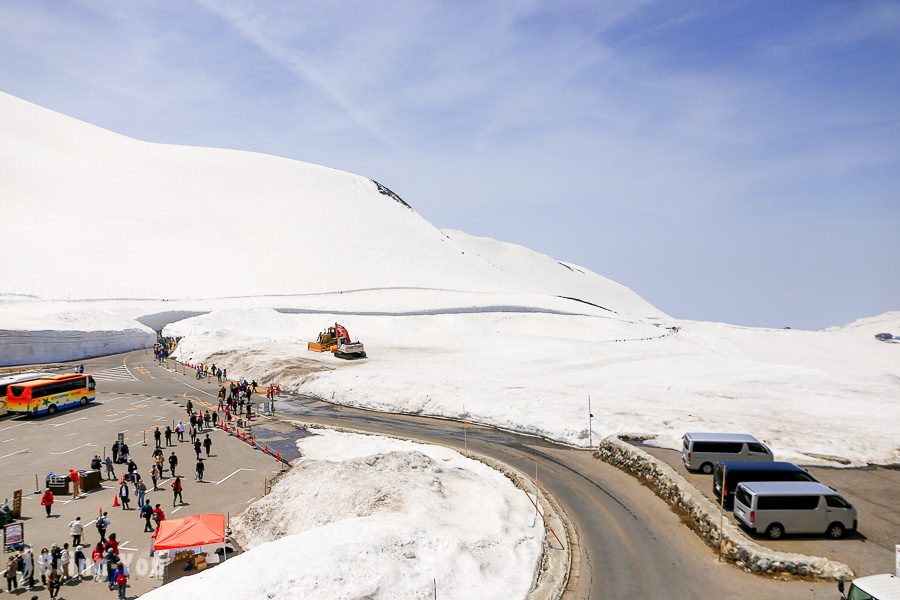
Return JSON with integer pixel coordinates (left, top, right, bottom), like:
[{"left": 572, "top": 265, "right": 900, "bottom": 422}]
[
  {"left": 152, "top": 504, "right": 165, "bottom": 531},
  {"left": 40, "top": 488, "right": 54, "bottom": 517},
  {"left": 106, "top": 533, "right": 120, "bottom": 556},
  {"left": 69, "top": 468, "right": 81, "bottom": 499}
]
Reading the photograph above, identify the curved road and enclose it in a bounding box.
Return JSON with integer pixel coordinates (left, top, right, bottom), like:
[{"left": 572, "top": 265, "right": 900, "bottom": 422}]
[{"left": 97, "top": 352, "right": 831, "bottom": 598}]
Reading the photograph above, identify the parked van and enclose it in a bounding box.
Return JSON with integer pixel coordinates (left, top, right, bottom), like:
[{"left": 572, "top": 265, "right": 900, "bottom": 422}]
[
  {"left": 839, "top": 574, "right": 900, "bottom": 600},
  {"left": 733, "top": 481, "right": 857, "bottom": 540},
  {"left": 681, "top": 432, "right": 773, "bottom": 474},
  {"left": 713, "top": 461, "right": 817, "bottom": 510}
]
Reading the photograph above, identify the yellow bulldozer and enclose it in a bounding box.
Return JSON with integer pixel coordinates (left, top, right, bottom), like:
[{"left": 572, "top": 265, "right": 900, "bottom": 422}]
[{"left": 308, "top": 323, "right": 367, "bottom": 359}]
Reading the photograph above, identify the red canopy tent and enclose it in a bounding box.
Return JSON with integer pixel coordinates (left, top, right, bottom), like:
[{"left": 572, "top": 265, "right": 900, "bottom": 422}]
[{"left": 152, "top": 513, "right": 226, "bottom": 551}]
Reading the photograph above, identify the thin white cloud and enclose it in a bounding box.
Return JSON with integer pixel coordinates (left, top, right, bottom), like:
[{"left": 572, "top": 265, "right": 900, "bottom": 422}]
[{"left": 193, "top": 0, "right": 395, "bottom": 145}]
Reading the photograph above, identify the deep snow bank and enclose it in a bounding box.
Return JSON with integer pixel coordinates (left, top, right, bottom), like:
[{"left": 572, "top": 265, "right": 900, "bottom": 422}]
[
  {"left": 166, "top": 307, "right": 900, "bottom": 466},
  {"left": 141, "top": 429, "right": 543, "bottom": 600},
  {"left": 0, "top": 301, "right": 154, "bottom": 365}
]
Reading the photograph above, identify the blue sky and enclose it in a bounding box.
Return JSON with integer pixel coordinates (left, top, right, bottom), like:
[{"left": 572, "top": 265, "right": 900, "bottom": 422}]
[{"left": 2, "top": 0, "right": 898, "bottom": 328}]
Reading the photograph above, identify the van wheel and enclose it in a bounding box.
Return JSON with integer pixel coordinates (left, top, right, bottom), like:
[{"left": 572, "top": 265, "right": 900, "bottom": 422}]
[
  {"left": 47, "top": 404, "right": 57, "bottom": 415},
  {"left": 765, "top": 523, "right": 784, "bottom": 540},
  {"left": 700, "top": 462, "right": 714, "bottom": 474},
  {"left": 80, "top": 397, "right": 88, "bottom": 406},
  {"left": 827, "top": 522, "right": 845, "bottom": 539}
]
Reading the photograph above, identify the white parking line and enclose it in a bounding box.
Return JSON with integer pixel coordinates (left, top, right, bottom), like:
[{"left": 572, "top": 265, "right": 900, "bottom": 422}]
[
  {"left": 0, "top": 449, "right": 29, "bottom": 460},
  {"left": 67, "top": 432, "right": 78, "bottom": 437},
  {"left": 84, "top": 519, "right": 96, "bottom": 527},
  {"left": 1, "top": 438, "right": 14, "bottom": 443},
  {"left": 105, "top": 415, "right": 141, "bottom": 423},
  {"left": 50, "top": 443, "right": 96, "bottom": 455},
  {"left": 120, "top": 547, "right": 139, "bottom": 551},
  {"left": 0, "top": 423, "right": 32, "bottom": 433},
  {"left": 245, "top": 496, "right": 257, "bottom": 504},
  {"left": 52, "top": 417, "right": 87, "bottom": 428},
  {"left": 171, "top": 377, "right": 217, "bottom": 398},
  {"left": 172, "top": 506, "right": 184, "bottom": 513},
  {"left": 214, "top": 468, "right": 254, "bottom": 486}
]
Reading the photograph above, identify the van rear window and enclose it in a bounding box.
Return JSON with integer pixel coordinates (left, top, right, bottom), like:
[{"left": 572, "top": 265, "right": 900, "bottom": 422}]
[
  {"left": 735, "top": 487, "right": 752, "bottom": 508},
  {"left": 692, "top": 441, "right": 743, "bottom": 453},
  {"left": 757, "top": 495, "right": 819, "bottom": 510}
]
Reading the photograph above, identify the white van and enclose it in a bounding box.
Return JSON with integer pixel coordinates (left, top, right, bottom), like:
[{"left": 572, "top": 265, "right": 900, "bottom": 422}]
[
  {"left": 839, "top": 574, "right": 900, "bottom": 600},
  {"left": 681, "top": 432, "right": 773, "bottom": 474},
  {"left": 733, "top": 481, "right": 857, "bottom": 540}
]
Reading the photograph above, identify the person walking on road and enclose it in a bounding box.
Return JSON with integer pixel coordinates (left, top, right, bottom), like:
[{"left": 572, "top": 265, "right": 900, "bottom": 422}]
[
  {"left": 4, "top": 556, "right": 17, "bottom": 593},
  {"left": 140, "top": 500, "right": 154, "bottom": 532},
  {"left": 203, "top": 434, "right": 212, "bottom": 457},
  {"left": 176, "top": 421, "right": 185, "bottom": 442},
  {"left": 37, "top": 548, "right": 50, "bottom": 585},
  {"left": 47, "top": 568, "right": 61, "bottom": 599},
  {"left": 153, "top": 504, "right": 165, "bottom": 531},
  {"left": 150, "top": 464, "right": 159, "bottom": 490},
  {"left": 91, "top": 543, "right": 104, "bottom": 581},
  {"left": 104, "top": 456, "right": 116, "bottom": 480},
  {"left": 69, "top": 468, "right": 81, "bottom": 499},
  {"left": 193, "top": 438, "right": 202, "bottom": 460},
  {"left": 211, "top": 410, "right": 218, "bottom": 427},
  {"left": 69, "top": 516, "right": 83, "bottom": 547},
  {"left": 21, "top": 545, "right": 34, "bottom": 590},
  {"left": 73, "top": 545, "right": 86, "bottom": 580},
  {"left": 204, "top": 410, "right": 211, "bottom": 429},
  {"left": 171, "top": 476, "right": 183, "bottom": 506},
  {"left": 114, "top": 561, "right": 128, "bottom": 600},
  {"left": 40, "top": 488, "right": 54, "bottom": 517},
  {"left": 195, "top": 458, "right": 204, "bottom": 482},
  {"left": 164, "top": 425, "right": 173, "bottom": 446},
  {"left": 96, "top": 511, "right": 110, "bottom": 542},
  {"left": 135, "top": 479, "right": 146, "bottom": 507},
  {"left": 168, "top": 451, "right": 178, "bottom": 477},
  {"left": 118, "top": 481, "right": 131, "bottom": 510},
  {"left": 58, "top": 544, "right": 70, "bottom": 582},
  {"left": 111, "top": 440, "right": 119, "bottom": 464},
  {"left": 155, "top": 453, "right": 165, "bottom": 477},
  {"left": 154, "top": 427, "right": 162, "bottom": 448}
]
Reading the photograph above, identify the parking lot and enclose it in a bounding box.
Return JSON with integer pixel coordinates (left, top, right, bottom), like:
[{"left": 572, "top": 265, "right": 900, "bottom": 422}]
[
  {"left": 0, "top": 364, "right": 282, "bottom": 599},
  {"left": 641, "top": 445, "right": 900, "bottom": 577}
]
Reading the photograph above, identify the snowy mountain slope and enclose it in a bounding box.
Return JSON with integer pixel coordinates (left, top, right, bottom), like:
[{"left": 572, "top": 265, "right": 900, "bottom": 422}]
[
  {"left": 443, "top": 229, "right": 662, "bottom": 317},
  {"left": 0, "top": 92, "right": 661, "bottom": 319}
]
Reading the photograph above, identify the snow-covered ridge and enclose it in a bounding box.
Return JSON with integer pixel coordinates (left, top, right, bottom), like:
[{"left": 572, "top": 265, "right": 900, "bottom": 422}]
[{"left": 0, "top": 92, "right": 661, "bottom": 319}]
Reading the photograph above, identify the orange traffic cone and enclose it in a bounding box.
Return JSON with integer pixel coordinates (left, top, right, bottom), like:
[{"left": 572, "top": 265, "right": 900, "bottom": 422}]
[{"left": 112, "top": 495, "right": 120, "bottom": 508}]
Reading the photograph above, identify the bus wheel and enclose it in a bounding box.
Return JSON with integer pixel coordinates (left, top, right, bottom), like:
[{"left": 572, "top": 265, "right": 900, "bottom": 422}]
[
  {"left": 765, "top": 523, "right": 784, "bottom": 540},
  {"left": 80, "top": 397, "right": 88, "bottom": 406},
  {"left": 700, "top": 462, "right": 714, "bottom": 474},
  {"left": 47, "top": 404, "right": 57, "bottom": 415}
]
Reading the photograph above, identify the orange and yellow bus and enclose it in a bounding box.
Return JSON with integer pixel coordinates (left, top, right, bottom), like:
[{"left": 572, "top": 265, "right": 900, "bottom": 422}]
[{"left": 6, "top": 373, "right": 96, "bottom": 416}]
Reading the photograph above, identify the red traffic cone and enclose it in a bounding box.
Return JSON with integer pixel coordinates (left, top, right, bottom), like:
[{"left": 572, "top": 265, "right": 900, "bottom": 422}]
[
  {"left": 276, "top": 452, "right": 281, "bottom": 462},
  {"left": 264, "top": 444, "right": 269, "bottom": 455},
  {"left": 112, "top": 495, "right": 120, "bottom": 508}
]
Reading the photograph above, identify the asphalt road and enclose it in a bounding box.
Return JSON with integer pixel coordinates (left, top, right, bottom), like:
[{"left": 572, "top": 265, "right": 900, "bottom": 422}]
[{"left": 20, "top": 350, "right": 837, "bottom": 599}]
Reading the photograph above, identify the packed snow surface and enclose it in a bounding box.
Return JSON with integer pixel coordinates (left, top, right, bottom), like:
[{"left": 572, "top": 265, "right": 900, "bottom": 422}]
[
  {"left": 165, "top": 305, "right": 900, "bottom": 467},
  {"left": 141, "top": 429, "right": 543, "bottom": 600}
]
